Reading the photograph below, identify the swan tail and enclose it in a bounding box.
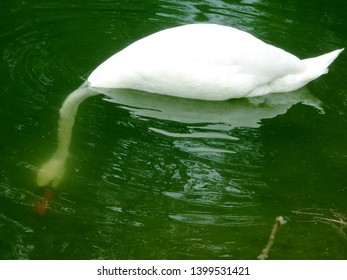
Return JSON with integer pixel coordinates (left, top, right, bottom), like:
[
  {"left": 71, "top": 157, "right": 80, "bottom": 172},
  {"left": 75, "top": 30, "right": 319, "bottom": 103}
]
[
  {"left": 302, "top": 48, "right": 344, "bottom": 79},
  {"left": 270, "top": 48, "right": 343, "bottom": 93}
]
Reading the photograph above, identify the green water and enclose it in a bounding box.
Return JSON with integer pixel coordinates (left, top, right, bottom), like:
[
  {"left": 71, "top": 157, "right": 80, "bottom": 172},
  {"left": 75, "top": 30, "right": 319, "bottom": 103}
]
[{"left": 1, "top": 0, "right": 347, "bottom": 259}]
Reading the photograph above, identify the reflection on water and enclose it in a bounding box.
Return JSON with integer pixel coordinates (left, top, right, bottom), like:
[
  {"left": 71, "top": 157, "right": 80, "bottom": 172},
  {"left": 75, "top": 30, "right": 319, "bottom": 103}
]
[
  {"left": 100, "top": 87, "right": 322, "bottom": 127},
  {"left": 1, "top": 0, "right": 346, "bottom": 260},
  {"left": 86, "top": 86, "right": 322, "bottom": 232}
]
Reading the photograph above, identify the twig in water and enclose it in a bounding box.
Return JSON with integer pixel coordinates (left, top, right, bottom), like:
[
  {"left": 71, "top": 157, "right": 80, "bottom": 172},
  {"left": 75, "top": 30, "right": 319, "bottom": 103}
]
[
  {"left": 293, "top": 208, "right": 347, "bottom": 239},
  {"left": 258, "top": 216, "right": 286, "bottom": 260}
]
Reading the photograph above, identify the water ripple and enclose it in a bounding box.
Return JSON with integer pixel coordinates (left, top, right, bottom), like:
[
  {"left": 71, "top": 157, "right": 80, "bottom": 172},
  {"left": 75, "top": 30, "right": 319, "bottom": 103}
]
[{"left": 169, "top": 212, "right": 262, "bottom": 226}]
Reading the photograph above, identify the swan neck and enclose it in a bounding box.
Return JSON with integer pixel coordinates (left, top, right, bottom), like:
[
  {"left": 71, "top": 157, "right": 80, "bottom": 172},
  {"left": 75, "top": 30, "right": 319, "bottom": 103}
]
[{"left": 56, "top": 84, "right": 97, "bottom": 155}]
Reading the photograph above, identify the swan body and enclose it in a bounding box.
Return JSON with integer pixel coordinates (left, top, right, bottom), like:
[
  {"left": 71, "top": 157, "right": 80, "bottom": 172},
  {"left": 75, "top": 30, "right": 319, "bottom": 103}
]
[
  {"left": 88, "top": 23, "right": 343, "bottom": 100},
  {"left": 37, "top": 23, "right": 343, "bottom": 188}
]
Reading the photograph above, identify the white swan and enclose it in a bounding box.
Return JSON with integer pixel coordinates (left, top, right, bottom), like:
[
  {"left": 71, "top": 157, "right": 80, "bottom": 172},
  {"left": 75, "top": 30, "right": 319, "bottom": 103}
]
[
  {"left": 37, "top": 23, "right": 343, "bottom": 188},
  {"left": 88, "top": 24, "right": 343, "bottom": 100}
]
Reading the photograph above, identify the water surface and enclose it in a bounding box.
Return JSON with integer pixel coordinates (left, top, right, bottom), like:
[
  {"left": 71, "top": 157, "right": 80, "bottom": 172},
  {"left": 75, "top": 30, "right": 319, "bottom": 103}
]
[{"left": 1, "top": 0, "right": 347, "bottom": 259}]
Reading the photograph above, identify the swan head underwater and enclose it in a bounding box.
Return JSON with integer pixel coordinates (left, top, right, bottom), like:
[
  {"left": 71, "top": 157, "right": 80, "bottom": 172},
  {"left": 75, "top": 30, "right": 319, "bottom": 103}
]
[{"left": 36, "top": 23, "right": 343, "bottom": 191}]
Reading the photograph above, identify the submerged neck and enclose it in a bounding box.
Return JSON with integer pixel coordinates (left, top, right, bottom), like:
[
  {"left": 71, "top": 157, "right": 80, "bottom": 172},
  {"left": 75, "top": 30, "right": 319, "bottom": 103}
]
[
  {"left": 37, "top": 83, "right": 99, "bottom": 187},
  {"left": 55, "top": 83, "right": 97, "bottom": 159}
]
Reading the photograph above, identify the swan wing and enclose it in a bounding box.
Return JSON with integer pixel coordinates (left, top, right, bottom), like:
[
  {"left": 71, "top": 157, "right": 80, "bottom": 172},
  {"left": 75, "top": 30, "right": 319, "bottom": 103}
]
[{"left": 88, "top": 24, "right": 305, "bottom": 100}]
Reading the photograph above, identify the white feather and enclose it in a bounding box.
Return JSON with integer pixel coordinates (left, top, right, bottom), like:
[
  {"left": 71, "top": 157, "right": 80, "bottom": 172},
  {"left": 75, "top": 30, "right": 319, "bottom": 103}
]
[{"left": 88, "top": 23, "right": 343, "bottom": 100}]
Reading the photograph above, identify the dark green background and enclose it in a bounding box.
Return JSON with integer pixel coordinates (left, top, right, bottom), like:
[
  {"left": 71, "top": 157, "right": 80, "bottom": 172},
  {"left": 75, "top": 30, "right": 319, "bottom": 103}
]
[{"left": 1, "top": 0, "right": 346, "bottom": 259}]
